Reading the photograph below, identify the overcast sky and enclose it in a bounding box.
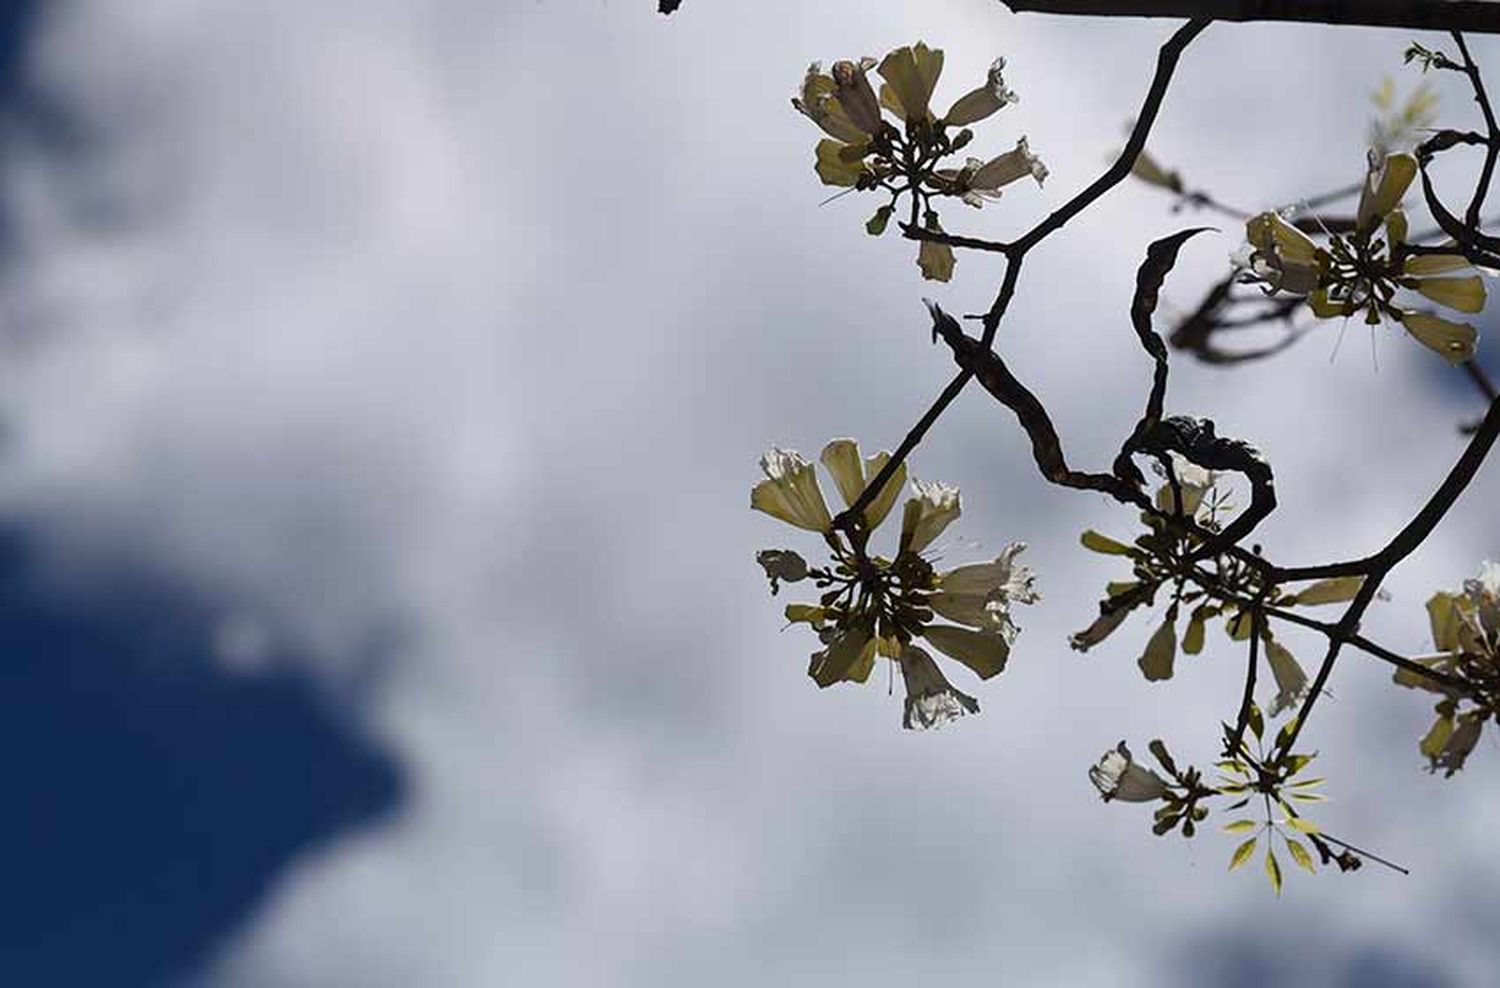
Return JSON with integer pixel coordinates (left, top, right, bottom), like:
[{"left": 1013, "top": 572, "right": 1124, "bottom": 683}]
[{"left": 3, "top": 2, "right": 1500, "bottom": 986}]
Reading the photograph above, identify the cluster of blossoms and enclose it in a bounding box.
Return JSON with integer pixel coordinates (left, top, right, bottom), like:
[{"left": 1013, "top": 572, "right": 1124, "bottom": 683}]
[
  {"left": 1069, "top": 456, "right": 1360, "bottom": 714},
  {"left": 1397, "top": 561, "right": 1500, "bottom": 775},
  {"left": 752, "top": 439, "right": 1038, "bottom": 728},
  {"left": 793, "top": 42, "right": 1047, "bottom": 281},
  {"left": 1239, "top": 150, "right": 1486, "bottom": 364}
]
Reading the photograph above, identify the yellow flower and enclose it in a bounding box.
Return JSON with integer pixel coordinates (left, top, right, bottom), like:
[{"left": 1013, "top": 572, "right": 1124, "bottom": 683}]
[
  {"left": 1089, "top": 742, "right": 1171, "bottom": 803},
  {"left": 929, "top": 542, "right": 1039, "bottom": 643},
  {"left": 1398, "top": 310, "right": 1477, "bottom": 364},
  {"left": 1244, "top": 211, "right": 1325, "bottom": 296},
  {"left": 968, "top": 136, "right": 1048, "bottom": 198},
  {"left": 943, "top": 57, "right": 1017, "bottom": 126},
  {"left": 751, "top": 447, "right": 834, "bottom": 532},
  {"left": 898, "top": 643, "right": 979, "bottom": 729},
  {"left": 819, "top": 438, "right": 906, "bottom": 532},
  {"left": 792, "top": 62, "right": 868, "bottom": 144},
  {"left": 1356, "top": 150, "right": 1417, "bottom": 233},
  {"left": 877, "top": 42, "right": 944, "bottom": 122},
  {"left": 899, "top": 478, "right": 961, "bottom": 553},
  {"left": 831, "top": 59, "right": 884, "bottom": 136}
]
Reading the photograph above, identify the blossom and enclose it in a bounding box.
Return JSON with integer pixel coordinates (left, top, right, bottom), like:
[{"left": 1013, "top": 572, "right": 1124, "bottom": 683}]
[
  {"left": 899, "top": 478, "right": 960, "bottom": 553},
  {"left": 1151, "top": 451, "right": 1215, "bottom": 517},
  {"left": 929, "top": 542, "right": 1038, "bottom": 641},
  {"left": 809, "top": 621, "right": 878, "bottom": 688},
  {"left": 898, "top": 643, "right": 979, "bottom": 730},
  {"left": 1243, "top": 149, "right": 1486, "bottom": 364},
  {"left": 1089, "top": 741, "right": 1172, "bottom": 803},
  {"left": 819, "top": 437, "right": 907, "bottom": 531},
  {"left": 1355, "top": 150, "right": 1418, "bottom": 234},
  {"left": 792, "top": 62, "right": 868, "bottom": 144},
  {"left": 753, "top": 441, "right": 1038, "bottom": 723},
  {"left": 877, "top": 42, "right": 944, "bottom": 122},
  {"left": 1396, "top": 560, "right": 1500, "bottom": 774},
  {"left": 831, "top": 59, "right": 885, "bottom": 136},
  {"left": 968, "top": 136, "right": 1048, "bottom": 197},
  {"left": 751, "top": 447, "right": 834, "bottom": 532},
  {"left": 943, "top": 57, "right": 1017, "bottom": 126},
  {"left": 1244, "top": 211, "right": 1326, "bottom": 296}
]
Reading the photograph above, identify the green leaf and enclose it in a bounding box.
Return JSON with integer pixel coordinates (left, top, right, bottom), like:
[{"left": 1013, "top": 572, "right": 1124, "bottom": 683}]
[
  {"left": 1081, "top": 530, "right": 1133, "bottom": 555},
  {"left": 1227, "top": 610, "right": 1252, "bottom": 641},
  {"left": 1247, "top": 702, "right": 1264, "bottom": 742},
  {"left": 1265, "top": 848, "right": 1283, "bottom": 895},
  {"left": 1274, "top": 716, "right": 1300, "bottom": 750},
  {"left": 1290, "top": 576, "right": 1364, "bottom": 606},
  {"left": 1289, "top": 777, "right": 1325, "bottom": 789},
  {"left": 1285, "top": 836, "right": 1316, "bottom": 874},
  {"left": 1285, "top": 816, "right": 1321, "bottom": 836},
  {"left": 1222, "top": 819, "right": 1258, "bottom": 834},
  {"left": 865, "top": 205, "right": 893, "bottom": 236},
  {"left": 1229, "top": 836, "right": 1258, "bottom": 871},
  {"left": 1148, "top": 739, "right": 1178, "bottom": 776},
  {"left": 1289, "top": 791, "right": 1327, "bottom": 802},
  {"left": 1138, "top": 615, "right": 1178, "bottom": 682},
  {"left": 1283, "top": 753, "right": 1315, "bottom": 775}
]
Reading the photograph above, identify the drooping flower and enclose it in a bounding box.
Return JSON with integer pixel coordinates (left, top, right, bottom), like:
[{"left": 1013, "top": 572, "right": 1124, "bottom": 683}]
[
  {"left": 943, "top": 57, "right": 1017, "bottom": 126},
  {"left": 968, "top": 136, "right": 1048, "bottom": 198},
  {"left": 929, "top": 542, "right": 1039, "bottom": 641},
  {"left": 1089, "top": 741, "right": 1172, "bottom": 803},
  {"left": 898, "top": 643, "right": 979, "bottom": 730}
]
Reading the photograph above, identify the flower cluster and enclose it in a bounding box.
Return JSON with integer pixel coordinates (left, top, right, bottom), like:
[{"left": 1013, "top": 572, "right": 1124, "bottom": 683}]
[
  {"left": 1396, "top": 560, "right": 1500, "bottom": 775},
  {"left": 752, "top": 439, "right": 1038, "bottom": 729},
  {"left": 1070, "top": 455, "right": 1364, "bottom": 715},
  {"left": 1238, "top": 150, "right": 1486, "bottom": 364},
  {"left": 793, "top": 43, "right": 1047, "bottom": 282}
]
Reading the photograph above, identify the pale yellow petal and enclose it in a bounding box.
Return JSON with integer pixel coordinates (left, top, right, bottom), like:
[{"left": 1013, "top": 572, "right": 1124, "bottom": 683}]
[
  {"left": 1401, "top": 310, "right": 1478, "bottom": 364},
  {"left": 1415, "top": 275, "right": 1486, "bottom": 313},
  {"left": 819, "top": 438, "right": 865, "bottom": 509},
  {"left": 922, "top": 623, "right": 1010, "bottom": 679},
  {"left": 861, "top": 451, "right": 905, "bottom": 532}
]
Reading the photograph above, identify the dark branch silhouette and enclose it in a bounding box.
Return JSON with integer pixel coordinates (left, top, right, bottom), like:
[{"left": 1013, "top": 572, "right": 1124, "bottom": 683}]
[{"left": 999, "top": 0, "right": 1500, "bottom": 33}]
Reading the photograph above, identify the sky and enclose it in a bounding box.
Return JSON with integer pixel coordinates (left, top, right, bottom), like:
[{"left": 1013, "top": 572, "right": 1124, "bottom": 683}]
[{"left": 2, "top": 1, "right": 1499, "bottom": 985}]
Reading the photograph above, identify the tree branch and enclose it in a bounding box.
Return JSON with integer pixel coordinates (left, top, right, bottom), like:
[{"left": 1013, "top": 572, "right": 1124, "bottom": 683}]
[{"left": 999, "top": 0, "right": 1500, "bottom": 33}]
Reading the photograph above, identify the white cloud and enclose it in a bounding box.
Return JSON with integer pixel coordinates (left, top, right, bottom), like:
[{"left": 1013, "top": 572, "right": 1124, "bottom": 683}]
[{"left": 1, "top": 2, "right": 1497, "bottom": 985}]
